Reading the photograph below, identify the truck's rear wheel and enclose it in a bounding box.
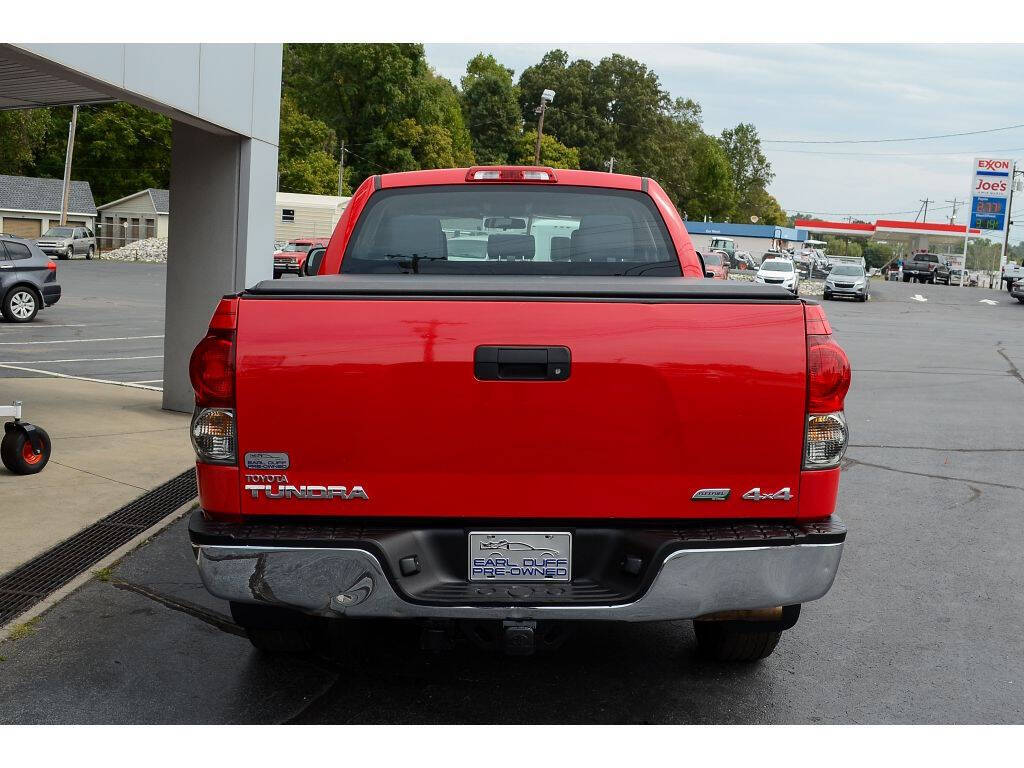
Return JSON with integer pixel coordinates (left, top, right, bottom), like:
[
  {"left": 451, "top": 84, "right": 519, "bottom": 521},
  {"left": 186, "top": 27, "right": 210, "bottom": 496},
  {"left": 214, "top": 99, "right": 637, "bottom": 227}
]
[
  {"left": 230, "top": 601, "right": 323, "bottom": 654},
  {"left": 693, "top": 621, "right": 781, "bottom": 662}
]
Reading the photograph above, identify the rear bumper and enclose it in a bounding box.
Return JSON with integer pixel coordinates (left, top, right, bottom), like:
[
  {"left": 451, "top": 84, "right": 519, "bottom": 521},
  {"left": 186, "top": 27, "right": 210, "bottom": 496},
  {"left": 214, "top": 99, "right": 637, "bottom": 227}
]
[
  {"left": 42, "top": 284, "right": 61, "bottom": 306},
  {"left": 189, "top": 512, "right": 846, "bottom": 622}
]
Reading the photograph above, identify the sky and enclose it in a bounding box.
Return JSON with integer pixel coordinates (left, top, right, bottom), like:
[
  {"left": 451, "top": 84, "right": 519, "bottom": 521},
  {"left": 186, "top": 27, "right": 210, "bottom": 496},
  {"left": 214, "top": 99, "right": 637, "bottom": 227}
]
[{"left": 425, "top": 43, "right": 1024, "bottom": 242}]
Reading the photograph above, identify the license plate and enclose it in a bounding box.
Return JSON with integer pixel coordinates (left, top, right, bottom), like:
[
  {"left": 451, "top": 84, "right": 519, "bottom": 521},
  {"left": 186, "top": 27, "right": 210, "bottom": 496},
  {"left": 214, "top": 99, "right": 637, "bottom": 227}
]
[{"left": 468, "top": 531, "right": 571, "bottom": 582}]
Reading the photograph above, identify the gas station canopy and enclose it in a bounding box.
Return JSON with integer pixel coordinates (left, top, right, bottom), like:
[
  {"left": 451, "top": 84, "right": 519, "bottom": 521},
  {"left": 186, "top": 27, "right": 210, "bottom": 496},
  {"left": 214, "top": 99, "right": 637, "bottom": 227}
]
[{"left": 795, "top": 219, "right": 983, "bottom": 253}]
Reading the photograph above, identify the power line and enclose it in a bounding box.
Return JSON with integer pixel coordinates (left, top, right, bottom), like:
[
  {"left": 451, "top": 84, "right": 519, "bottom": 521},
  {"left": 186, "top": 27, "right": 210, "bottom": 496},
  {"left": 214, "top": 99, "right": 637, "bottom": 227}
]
[
  {"left": 766, "top": 145, "right": 1024, "bottom": 158},
  {"left": 764, "top": 122, "right": 1024, "bottom": 145}
]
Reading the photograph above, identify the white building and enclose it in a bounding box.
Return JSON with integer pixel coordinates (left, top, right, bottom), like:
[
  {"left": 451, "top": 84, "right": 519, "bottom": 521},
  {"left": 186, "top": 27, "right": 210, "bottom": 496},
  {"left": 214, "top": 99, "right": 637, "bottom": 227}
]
[{"left": 274, "top": 192, "right": 349, "bottom": 242}]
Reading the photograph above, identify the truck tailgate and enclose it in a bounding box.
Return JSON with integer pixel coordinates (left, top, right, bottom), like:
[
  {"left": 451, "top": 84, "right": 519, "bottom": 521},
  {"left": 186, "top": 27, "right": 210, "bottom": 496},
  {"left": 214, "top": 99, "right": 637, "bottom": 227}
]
[{"left": 234, "top": 276, "right": 807, "bottom": 519}]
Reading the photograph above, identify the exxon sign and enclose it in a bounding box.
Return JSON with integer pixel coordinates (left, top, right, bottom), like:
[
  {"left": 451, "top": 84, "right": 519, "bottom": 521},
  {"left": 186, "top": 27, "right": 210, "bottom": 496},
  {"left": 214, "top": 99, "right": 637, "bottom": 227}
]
[{"left": 969, "top": 157, "right": 1013, "bottom": 232}]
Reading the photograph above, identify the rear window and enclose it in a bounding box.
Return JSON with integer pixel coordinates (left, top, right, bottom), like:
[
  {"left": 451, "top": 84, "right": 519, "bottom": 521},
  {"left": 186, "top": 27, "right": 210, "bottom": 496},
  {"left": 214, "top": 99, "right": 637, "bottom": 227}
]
[
  {"left": 341, "top": 185, "right": 680, "bottom": 276},
  {"left": 703, "top": 252, "right": 723, "bottom": 266},
  {"left": 761, "top": 260, "right": 793, "bottom": 272},
  {"left": 914, "top": 254, "right": 938, "bottom": 263}
]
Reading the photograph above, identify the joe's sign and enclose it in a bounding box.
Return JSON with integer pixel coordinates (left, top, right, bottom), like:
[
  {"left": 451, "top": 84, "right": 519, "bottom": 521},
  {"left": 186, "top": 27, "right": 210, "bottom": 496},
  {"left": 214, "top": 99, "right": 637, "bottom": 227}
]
[{"left": 969, "top": 157, "right": 1013, "bottom": 231}]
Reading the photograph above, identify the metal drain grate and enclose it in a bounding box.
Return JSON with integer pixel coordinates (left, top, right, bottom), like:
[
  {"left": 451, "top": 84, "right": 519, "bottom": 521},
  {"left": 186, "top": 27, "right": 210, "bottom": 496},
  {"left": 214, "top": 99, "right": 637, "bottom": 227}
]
[{"left": 0, "top": 467, "right": 197, "bottom": 627}]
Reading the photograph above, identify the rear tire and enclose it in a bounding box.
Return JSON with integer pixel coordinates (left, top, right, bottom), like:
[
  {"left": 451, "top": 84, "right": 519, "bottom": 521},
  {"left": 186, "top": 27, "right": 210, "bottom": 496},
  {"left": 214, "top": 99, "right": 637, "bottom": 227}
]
[
  {"left": 694, "top": 621, "right": 781, "bottom": 662},
  {"left": 230, "top": 601, "right": 324, "bottom": 654},
  {"left": 2, "top": 286, "right": 40, "bottom": 322},
  {"left": 1, "top": 426, "right": 51, "bottom": 475}
]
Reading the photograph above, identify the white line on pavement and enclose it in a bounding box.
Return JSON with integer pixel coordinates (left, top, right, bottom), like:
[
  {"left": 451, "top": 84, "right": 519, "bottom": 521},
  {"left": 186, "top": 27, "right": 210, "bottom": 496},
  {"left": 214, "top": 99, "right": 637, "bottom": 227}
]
[
  {"left": 979, "top": 299, "right": 999, "bottom": 305},
  {"left": 0, "top": 335, "right": 164, "bottom": 346},
  {"left": 0, "top": 363, "right": 163, "bottom": 391},
  {"left": 126, "top": 378, "right": 164, "bottom": 384},
  {"left": 0, "top": 355, "right": 162, "bottom": 365},
  {"left": 910, "top": 294, "right": 928, "bottom": 302},
  {"left": 0, "top": 323, "right": 89, "bottom": 330}
]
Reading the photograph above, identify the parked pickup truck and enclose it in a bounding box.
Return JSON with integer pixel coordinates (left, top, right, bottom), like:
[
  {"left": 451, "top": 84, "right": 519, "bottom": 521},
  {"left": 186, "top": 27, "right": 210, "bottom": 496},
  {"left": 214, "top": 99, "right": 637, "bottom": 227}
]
[
  {"left": 272, "top": 237, "right": 330, "bottom": 278},
  {"left": 1001, "top": 262, "right": 1024, "bottom": 291},
  {"left": 188, "top": 166, "right": 850, "bottom": 662},
  {"left": 901, "top": 252, "right": 948, "bottom": 284}
]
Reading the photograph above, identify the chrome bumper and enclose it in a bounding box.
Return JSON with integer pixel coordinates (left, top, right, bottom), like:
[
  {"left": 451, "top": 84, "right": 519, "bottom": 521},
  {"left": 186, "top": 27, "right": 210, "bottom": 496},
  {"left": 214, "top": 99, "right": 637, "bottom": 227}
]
[{"left": 193, "top": 540, "right": 844, "bottom": 622}]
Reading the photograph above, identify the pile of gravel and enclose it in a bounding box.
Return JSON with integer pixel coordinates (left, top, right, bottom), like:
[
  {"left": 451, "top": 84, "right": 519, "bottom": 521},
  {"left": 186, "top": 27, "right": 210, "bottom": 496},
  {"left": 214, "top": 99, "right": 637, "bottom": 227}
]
[
  {"left": 100, "top": 238, "right": 168, "bottom": 263},
  {"left": 728, "top": 271, "right": 824, "bottom": 297}
]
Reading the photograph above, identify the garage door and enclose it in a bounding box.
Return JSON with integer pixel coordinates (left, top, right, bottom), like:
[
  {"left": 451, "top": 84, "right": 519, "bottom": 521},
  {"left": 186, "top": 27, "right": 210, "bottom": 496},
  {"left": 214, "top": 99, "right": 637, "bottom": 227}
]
[{"left": 2, "top": 218, "right": 41, "bottom": 238}]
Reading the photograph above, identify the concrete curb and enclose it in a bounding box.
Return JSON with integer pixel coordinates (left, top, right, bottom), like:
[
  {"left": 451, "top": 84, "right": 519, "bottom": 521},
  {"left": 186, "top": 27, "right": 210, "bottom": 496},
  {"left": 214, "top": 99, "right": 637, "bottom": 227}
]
[{"left": 0, "top": 497, "right": 197, "bottom": 642}]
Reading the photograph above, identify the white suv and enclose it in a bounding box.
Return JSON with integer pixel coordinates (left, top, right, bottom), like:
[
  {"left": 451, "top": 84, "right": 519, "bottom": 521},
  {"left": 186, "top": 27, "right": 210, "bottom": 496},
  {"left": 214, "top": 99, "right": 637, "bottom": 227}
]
[{"left": 755, "top": 258, "right": 800, "bottom": 295}]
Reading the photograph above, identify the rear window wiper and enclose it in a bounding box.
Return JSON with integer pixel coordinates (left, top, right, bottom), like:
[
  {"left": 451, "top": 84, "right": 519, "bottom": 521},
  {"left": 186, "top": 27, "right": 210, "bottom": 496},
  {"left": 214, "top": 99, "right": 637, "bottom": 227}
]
[{"left": 384, "top": 253, "right": 448, "bottom": 274}]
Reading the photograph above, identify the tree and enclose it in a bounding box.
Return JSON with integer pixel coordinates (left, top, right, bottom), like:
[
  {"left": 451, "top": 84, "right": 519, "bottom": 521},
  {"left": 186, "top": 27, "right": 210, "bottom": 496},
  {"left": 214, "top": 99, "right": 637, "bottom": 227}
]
[
  {"left": 277, "top": 93, "right": 342, "bottom": 194},
  {"left": 23, "top": 104, "right": 172, "bottom": 205},
  {"left": 0, "top": 110, "right": 49, "bottom": 175},
  {"left": 460, "top": 53, "right": 521, "bottom": 164},
  {"left": 718, "top": 122, "right": 776, "bottom": 223},
  {"left": 719, "top": 123, "right": 773, "bottom": 194},
  {"left": 283, "top": 43, "right": 474, "bottom": 186},
  {"left": 516, "top": 131, "right": 580, "bottom": 168}
]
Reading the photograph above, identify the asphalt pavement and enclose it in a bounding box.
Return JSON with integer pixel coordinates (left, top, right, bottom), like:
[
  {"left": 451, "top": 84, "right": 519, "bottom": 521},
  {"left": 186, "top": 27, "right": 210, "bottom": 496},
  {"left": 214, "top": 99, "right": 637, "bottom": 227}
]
[
  {"left": 0, "top": 260, "right": 166, "bottom": 389},
  {"left": 1, "top": 277, "right": 1023, "bottom": 723}
]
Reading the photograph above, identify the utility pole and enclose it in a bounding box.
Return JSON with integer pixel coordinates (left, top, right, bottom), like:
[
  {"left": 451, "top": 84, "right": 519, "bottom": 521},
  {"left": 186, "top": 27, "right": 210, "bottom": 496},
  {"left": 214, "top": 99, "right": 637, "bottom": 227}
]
[
  {"left": 917, "top": 198, "right": 933, "bottom": 223},
  {"left": 946, "top": 197, "right": 961, "bottom": 225},
  {"left": 59, "top": 105, "right": 79, "bottom": 226},
  {"left": 605, "top": 157, "right": 615, "bottom": 173},
  {"left": 338, "top": 140, "right": 346, "bottom": 196},
  {"left": 533, "top": 89, "right": 555, "bottom": 165}
]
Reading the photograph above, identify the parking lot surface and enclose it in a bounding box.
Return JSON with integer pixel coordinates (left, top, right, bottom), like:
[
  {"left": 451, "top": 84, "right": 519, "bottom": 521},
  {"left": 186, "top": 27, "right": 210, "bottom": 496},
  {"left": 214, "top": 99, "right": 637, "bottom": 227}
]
[
  {"left": 1, "top": 278, "right": 1023, "bottom": 724},
  {"left": 0, "top": 260, "right": 166, "bottom": 389}
]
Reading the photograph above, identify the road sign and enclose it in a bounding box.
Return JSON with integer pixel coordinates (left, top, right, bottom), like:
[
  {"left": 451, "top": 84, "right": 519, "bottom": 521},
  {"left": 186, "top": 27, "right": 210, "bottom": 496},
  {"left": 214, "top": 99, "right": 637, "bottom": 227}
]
[
  {"left": 960, "top": 157, "right": 1014, "bottom": 286},
  {"left": 969, "top": 157, "right": 1012, "bottom": 232}
]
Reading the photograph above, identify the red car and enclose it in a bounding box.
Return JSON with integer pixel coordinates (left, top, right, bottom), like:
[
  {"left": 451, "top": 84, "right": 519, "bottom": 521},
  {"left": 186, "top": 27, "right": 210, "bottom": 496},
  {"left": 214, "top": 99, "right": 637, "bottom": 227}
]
[
  {"left": 272, "top": 237, "right": 330, "bottom": 278},
  {"left": 189, "top": 166, "right": 849, "bottom": 661},
  {"left": 702, "top": 249, "right": 730, "bottom": 279}
]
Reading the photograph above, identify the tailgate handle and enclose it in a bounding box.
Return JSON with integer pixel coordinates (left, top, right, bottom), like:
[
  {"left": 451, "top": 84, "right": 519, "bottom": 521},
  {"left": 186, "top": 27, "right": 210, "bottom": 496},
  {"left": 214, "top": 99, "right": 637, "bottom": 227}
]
[{"left": 474, "top": 346, "right": 571, "bottom": 381}]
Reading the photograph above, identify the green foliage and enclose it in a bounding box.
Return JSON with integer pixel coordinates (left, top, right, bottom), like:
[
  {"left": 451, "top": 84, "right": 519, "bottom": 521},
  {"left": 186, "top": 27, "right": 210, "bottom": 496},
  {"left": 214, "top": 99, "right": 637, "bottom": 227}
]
[
  {"left": 278, "top": 93, "right": 342, "bottom": 195},
  {"left": 516, "top": 131, "right": 580, "bottom": 169},
  {"left": 1, "top": 104, "right": 172, "bottom": 205},
  {"left": 283, "top": 43, "right": 474, "bottom": 187},
  {"left": 0, "top": 110, "right": 49, "bottom": 174},
  {"left": 460, "top": 54, "right": 522, "bottom": 164}
]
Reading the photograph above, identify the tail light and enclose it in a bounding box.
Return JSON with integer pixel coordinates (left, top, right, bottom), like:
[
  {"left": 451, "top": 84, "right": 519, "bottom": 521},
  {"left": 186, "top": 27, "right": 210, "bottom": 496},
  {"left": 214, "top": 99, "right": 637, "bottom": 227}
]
[
  {"left": 804, "top": 304, "right": 851, "bottom": 469},
  {"left": 189, "top": 298, "right": 238, "bottom": 464},
  {"left": 807, "top": 333, "right": 850, "bottom": 412},
  {"left": 46, "top": 260, "right": 56, "bottom": 271}
]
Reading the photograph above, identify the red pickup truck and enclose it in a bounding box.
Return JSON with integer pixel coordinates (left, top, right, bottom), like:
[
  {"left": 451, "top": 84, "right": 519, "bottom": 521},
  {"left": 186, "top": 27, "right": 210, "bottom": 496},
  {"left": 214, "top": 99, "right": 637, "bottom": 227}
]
[
  {"left": 188, "top": 166, "right": 850, "bottom": 662},
  {"left": 272, "top": 237, "right": 330, "bottom": 278}
]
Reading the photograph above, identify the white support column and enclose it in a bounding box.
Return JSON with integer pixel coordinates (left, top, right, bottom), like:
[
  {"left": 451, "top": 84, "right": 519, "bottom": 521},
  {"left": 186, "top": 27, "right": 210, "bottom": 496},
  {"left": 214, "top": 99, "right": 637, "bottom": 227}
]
[{"left": 161, "top": 121, "right": 278, "bottom": 412}]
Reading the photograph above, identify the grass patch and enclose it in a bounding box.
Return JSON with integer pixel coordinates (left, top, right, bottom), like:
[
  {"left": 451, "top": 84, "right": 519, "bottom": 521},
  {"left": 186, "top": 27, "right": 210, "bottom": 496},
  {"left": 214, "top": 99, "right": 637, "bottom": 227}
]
[
  {"left": 93, "top": 566, "right": 115, "bottom": 583},
  {"left": 7, "top": 617, "right": 40, "bottom": 641}
]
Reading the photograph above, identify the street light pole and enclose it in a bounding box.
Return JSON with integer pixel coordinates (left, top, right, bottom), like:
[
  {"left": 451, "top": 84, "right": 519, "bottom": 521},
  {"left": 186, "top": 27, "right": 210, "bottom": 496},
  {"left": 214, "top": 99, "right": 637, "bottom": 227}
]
[{"left": 533, "top": 89, "right": 555, "bottom": 165}]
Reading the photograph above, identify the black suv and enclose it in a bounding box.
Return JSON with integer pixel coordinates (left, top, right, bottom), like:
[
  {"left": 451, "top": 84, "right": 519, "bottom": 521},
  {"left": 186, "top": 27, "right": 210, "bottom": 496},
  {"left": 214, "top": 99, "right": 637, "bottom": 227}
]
[
  {"left": 0, "top": 234, "right": 61, "bottom": 322},
  {"left": 902, "top": 252, "right": 949, "bottom": 284}
]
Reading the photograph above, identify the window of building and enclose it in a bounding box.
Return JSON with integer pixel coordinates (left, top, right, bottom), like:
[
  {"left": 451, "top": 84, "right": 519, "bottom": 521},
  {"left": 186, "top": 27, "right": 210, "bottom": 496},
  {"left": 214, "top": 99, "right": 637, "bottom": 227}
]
[{"left": 282, "top": 209, "right": 295, "bottom": 222}]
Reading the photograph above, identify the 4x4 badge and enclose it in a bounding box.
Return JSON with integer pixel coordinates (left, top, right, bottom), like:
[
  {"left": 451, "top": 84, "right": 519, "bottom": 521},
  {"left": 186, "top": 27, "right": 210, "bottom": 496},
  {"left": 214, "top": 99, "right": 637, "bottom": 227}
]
[{"left": 742, "top": 487, "right": 792, "bottom": 501}]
